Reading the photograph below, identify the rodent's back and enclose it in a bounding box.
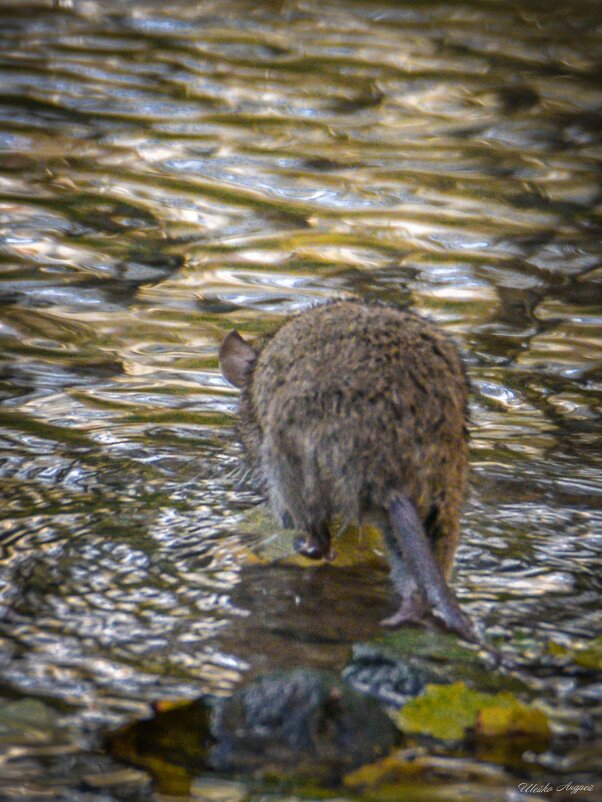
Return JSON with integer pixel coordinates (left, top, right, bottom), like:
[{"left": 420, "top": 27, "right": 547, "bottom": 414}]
[{"left": 240, "top": 299, "right": 469, "bottom": 529}]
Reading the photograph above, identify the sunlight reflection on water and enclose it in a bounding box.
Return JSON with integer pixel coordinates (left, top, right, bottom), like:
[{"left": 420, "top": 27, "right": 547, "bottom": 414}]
[{"left": 0, "top": 0, "right": 600, "bottom": 799}]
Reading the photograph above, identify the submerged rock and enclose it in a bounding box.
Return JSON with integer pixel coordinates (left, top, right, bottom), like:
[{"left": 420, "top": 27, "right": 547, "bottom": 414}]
[
  {"left": 209, "top": 669, "right": 400, "bottom": 782},
  {"left": 342, "top": 644, "right": 431, "bottom": 707},
  {"left": 110, "top": 669, "right": 400, "bottom": 787}
]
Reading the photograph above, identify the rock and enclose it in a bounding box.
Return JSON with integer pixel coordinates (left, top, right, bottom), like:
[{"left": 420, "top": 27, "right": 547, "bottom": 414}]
[
  {"left": 209, "top": 669, "right": 400, "bottom": 782},
  {"left": 342, "top": 644, "right": 430, "bottom": 707},
  {"left": 110, "top": 669, "right": 400, "bottom": 786}
]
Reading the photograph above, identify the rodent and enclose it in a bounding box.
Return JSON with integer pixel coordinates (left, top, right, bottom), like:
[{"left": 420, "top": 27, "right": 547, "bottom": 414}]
[{"left": 219, "top": 298, "right": 476, "bottom": 642}]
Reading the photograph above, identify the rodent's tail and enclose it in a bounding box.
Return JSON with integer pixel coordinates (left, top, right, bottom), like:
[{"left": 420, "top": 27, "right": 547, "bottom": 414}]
[{"left": 387, "top": 493, "right": 478, "bottom": 642}]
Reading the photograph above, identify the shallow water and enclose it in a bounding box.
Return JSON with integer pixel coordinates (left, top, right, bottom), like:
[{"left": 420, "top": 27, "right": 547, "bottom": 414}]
[{"left": 0, "top": 0, "right": 601, "bottom": 799}]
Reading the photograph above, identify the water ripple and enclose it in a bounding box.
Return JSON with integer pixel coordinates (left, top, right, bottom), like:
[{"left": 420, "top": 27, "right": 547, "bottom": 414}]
[{"left": 0, "top": 0, "right": 600, "bottom": 797}]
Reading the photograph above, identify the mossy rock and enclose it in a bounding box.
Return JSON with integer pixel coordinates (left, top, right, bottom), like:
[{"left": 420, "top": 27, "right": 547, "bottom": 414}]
[{"left": 237, "top": 504, "right": 385, "bottom": 567}]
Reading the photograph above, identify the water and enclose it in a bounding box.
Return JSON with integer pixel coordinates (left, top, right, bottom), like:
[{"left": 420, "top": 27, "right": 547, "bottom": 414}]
[{"left": 0, "top": 0, "right": 600, "bottom": 799}]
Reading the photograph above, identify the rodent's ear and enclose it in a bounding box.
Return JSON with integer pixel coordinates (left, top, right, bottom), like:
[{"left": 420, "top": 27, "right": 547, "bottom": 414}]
[{"left": 219, "top": 330, "right": 257, "bottom": 388}]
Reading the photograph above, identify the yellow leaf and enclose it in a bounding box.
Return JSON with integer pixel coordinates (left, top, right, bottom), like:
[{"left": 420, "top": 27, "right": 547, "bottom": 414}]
[
  {"left": 397, "top": 682, "right": 550, "bottom": 742},
  {"left": 477, "top": 703, "right": 551, "bottom": 737},
  {"left": 344, "top": 754, "right": 423, "bottom": 790},
  {"left": 397, "top": 682, "right": 492, "bottom": 740}
]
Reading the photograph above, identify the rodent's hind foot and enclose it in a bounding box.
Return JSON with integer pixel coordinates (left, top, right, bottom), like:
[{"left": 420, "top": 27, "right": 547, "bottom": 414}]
[
  {"left": 381, "top": 595, "right": 480, "bottom": 644},
  {"left": 433, "top": 605, "right": 480, "bottom": 644},
  {"left": 380, "top": 593, "right": 428, "bottom": 629},
  {"left": 380, "top": 611, "right": 426, "bottom": 629}
]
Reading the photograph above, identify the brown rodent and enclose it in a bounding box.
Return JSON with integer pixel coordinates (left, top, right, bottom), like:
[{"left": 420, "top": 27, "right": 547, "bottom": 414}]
[{"left": 219, "top": 299, "right": 476, "bottom": 641}]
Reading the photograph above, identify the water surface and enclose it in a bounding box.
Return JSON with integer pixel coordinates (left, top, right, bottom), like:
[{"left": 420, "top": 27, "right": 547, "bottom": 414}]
[{"left": 0, "top": 0, "right": 601, "bottom": 800}]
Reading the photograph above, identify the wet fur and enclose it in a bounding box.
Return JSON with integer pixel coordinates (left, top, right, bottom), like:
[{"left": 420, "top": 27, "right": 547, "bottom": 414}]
[
  {"left": 237, "top": 300, "right": 468, "bottom": 574},
  {"left": 223, "top": 299, "right": 475, "bottom": 639}
]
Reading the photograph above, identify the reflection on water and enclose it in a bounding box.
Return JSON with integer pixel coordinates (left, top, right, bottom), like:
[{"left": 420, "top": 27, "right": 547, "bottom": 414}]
[{"left": 0, "top": 0, "right": 600, "bottom": 799}]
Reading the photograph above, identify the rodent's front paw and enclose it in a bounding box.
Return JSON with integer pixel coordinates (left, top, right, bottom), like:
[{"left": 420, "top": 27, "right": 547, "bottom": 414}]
[{"left": 294, "top": 534, "right": 333, "bottom": 561}]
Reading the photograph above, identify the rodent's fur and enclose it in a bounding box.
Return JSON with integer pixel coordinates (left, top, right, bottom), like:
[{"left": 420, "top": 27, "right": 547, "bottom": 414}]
[{"left": 220, "top": 299, "right": 476, "bottom": 640}]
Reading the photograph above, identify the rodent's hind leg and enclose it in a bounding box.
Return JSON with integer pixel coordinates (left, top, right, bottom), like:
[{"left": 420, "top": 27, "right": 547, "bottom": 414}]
[
  {"left": 386, "top": 494, "right": 478, "bottom": 643},
  {"left": 378, "top": 531, "right": 428, "bottom": 627},
  {"left": 381, "top": 582, "right": 428, "bottom": 628}
]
